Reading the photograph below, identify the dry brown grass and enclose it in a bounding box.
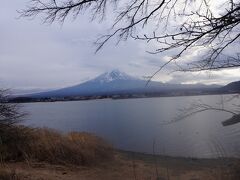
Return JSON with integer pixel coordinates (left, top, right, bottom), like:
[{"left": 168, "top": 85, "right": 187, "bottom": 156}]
[
  {"left": 0, "top": 169, "right": 23, "bottom": 180},
  {"left": 0, "top": 126, "right": 113, "bottom": 166},
  {"left": 26, "top": 128, "right": 113, "bottom": 165},
  {"left": 229, "top": 160, "right": 240, "bottom": 180}
]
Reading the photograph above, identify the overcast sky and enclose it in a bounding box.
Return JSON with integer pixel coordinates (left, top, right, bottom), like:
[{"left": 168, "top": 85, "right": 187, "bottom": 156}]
[{"left": 0, "top": 0, "right": 239, "bottom": 90}]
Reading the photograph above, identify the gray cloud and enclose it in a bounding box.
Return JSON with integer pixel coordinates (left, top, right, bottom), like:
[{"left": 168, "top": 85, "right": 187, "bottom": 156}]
[
  {"left": 0, "top": 0, "right": 239, "bottom": 90},
  {"left": 167, "top": 70, "right": 240, "bottom": 85}
]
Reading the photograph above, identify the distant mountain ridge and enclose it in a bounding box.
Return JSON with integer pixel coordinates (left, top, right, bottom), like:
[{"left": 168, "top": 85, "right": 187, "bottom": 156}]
[
  {"left": 25, "top": 70, "right": 224, "bottom": 99},
  {"left": 11, "top": 88, "right": 52, "bottom": 96},
  {"left": 220, "top": 81, "right": 240, "bottom": 93}
]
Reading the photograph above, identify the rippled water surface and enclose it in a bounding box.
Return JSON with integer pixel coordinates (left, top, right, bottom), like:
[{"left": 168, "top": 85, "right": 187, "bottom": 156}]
[{"left": 23, "top": 94, "right": 240, "bottom": 158}]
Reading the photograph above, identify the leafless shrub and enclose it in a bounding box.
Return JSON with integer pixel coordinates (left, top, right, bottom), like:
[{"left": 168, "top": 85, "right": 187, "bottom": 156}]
[
  {"left": 0, "top": 90, "right": 29, "bottom": 161},
  {"left": 0, "top": 90, "right": 25, "bottom": 126}
]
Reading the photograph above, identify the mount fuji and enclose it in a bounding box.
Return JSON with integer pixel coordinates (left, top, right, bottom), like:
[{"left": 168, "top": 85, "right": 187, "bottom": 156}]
[
  {"left": 26, "top": 69, "right": 220, "bottom": 99},
  {"left": 29, "top": 70, "right": 148, "bottom": 98}
]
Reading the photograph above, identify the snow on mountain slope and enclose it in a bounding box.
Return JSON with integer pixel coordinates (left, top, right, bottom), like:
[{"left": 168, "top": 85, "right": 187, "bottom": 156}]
[
  {"left": 29, "top": 70, "right": 145, "bottom": 97},
  {"left": 27, "top": 70, "right": 221, "bottom": 98},
  {"left": 90, "top": 69, "right": 137, "bottom": 83}
]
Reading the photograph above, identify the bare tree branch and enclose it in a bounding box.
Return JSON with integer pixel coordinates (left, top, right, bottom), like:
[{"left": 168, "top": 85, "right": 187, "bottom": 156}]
[
  {"left": 19, "top": 0, "right": 240, "bottom": 77},
  {"left": 0, "top": 89, "right": 26, "bottom": 127},
  {"left": 172, "top": 95, "right": 240, "bottom": 126}
]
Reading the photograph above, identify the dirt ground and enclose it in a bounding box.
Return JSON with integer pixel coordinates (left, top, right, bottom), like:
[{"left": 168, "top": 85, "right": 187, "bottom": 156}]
[{"left": 1, "top": 151, "right": 239, "bottom": 180}]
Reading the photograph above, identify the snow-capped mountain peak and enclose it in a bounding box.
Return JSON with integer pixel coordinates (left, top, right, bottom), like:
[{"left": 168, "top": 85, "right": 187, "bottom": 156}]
[
  {"left": 25, "top": 69, "right": 223, "bottom": 99},
  {"left": 92, "top": 70, "right": 137, "bottom": 83}
]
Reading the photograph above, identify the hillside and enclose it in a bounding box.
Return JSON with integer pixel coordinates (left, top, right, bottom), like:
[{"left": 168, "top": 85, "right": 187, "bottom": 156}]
[
  {"left": 25, "top": 70, "right": 220, "bottom": 99},
  {"left": 220, "top": 81, "right": 240, "bottom": 93}
]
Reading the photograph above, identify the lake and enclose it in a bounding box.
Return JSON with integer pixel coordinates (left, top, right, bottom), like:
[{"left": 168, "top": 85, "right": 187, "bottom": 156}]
[{"left": 22, "top": 94, "right": 240, "bottom": 159}]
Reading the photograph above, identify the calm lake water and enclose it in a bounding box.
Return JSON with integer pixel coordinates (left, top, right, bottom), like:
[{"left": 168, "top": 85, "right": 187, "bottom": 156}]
[{"left": 22, "top": 95, "right": 240, "bottom": 158}]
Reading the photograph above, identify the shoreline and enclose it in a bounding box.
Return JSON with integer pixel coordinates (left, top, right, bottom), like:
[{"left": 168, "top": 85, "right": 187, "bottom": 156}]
[
  {"left": 1, "top": 124, "right": 239, "bottom": 179},
  {"left": 2, "top": 150, "right": 239, "bottom": 180},
  {"left": 10, "top": 92, "right": 240, "bottom": 104},
  {"left": 119, "top": 149, "right": 240, "bottom": 161}
]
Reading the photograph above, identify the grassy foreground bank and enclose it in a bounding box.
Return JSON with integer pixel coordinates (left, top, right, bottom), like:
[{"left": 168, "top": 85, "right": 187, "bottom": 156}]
[
  {"left": 0, "top": 126, "right": 239, "bottom": 180},
  {"left": 0, "top": 126, "right": 113, "bottom": 165}
]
